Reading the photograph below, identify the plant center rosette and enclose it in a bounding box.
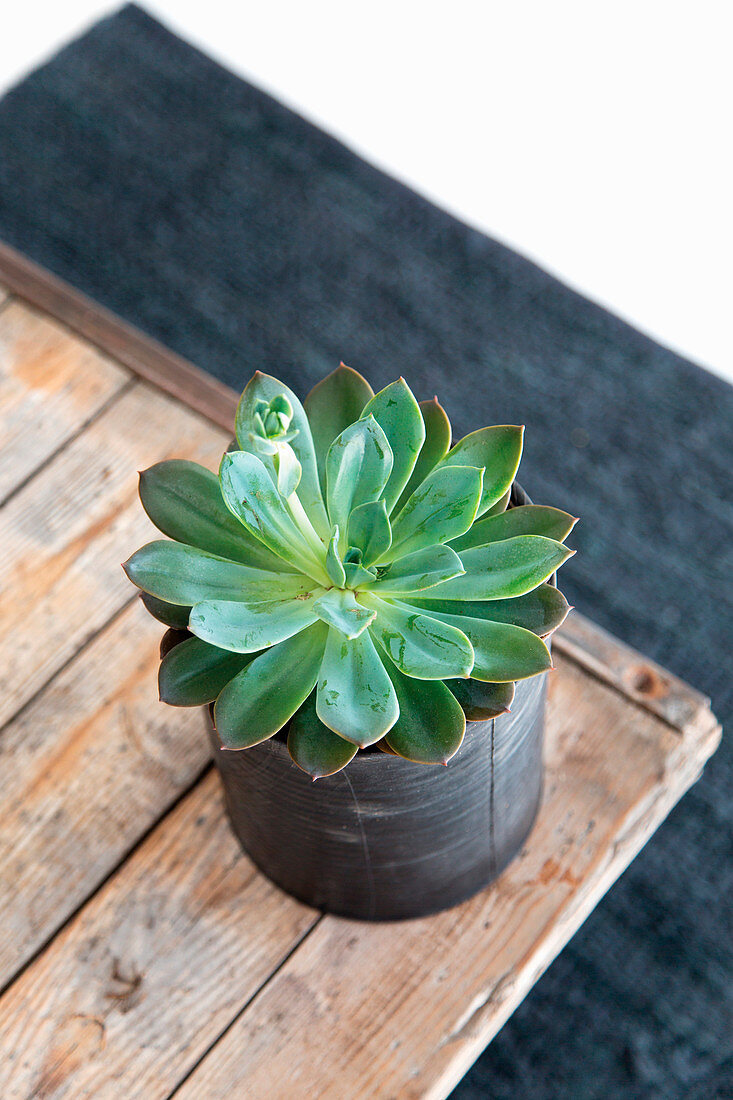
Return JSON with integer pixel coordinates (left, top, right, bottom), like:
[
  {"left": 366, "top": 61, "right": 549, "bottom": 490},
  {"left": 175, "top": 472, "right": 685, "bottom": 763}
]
[{"left": 124, "top": 365, "right": 576, "bottom": 778}]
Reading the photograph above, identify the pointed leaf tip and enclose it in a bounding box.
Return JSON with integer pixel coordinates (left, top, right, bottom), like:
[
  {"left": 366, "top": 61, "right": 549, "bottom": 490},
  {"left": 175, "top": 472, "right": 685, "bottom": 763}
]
[
  {"left": 436, "top": 425, "right": 523, "bottom": 517},
  {"left": 359, "top": 379, "right": 425, "bottom": 512}
]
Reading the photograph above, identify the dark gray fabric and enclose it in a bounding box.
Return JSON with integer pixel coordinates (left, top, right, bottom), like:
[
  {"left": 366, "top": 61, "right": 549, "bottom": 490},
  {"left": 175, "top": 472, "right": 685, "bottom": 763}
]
[{"left": 0, "top": 6, "right": 730, "bottom": 1096}]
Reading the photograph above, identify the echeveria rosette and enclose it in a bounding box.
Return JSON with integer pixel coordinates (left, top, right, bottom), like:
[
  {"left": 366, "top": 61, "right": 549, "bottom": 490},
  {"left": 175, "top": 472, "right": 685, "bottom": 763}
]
[{"left": 124, "top": 365, "right": 577, "bottom": 778}]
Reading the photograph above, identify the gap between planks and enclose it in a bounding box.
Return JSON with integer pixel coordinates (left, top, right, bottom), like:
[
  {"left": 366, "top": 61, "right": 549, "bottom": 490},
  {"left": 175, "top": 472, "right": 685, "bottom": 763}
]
[
  {"left": 170, "top": 662, "right": 721, "bottom": 1100},
  {"left": 0, "top": 317, "right": 238, "bottom": 989},
  {"left": 0, "top": 599, "right": 213, "bottom": 994},
  {"left": 553, "top": 612, "right": 713, "bottom": 738},
  {"left": 0, "top": 652, "right": 719, "bottom": 1100},
  {"left": 0, "top": 373, "right": 229, "bottom": 733},
  {"left": 0, "top": 271, "right": 722, "bottom": 1097},
  {"left": 0, "top": 271, "right": 712, "bottom": 749},
  {"left": 0, "top": 252, "right": 711, "bottom": 744},
  {"left": 0, "top": 293, "right": 718, "bottom": 1008},
  {"left": 0, "top": 299, "right": 131, "bottom": 503},
  {"left": 0, "top": 249, "right": 717, "bottom": 739}
]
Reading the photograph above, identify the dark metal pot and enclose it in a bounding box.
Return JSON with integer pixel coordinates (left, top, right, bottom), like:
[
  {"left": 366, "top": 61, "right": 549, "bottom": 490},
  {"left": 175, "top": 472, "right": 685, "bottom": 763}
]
[
  {"left": 207, "top": 671, "right": 545, "bottom": 921},
  {"left": 206, "top": 482, "right": 547, "bottom": 921}
]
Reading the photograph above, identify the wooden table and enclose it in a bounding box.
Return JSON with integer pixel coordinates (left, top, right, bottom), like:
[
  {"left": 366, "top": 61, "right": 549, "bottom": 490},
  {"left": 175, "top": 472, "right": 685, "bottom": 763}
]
[{"left": 0, "top": 250, "right": 721, "bottom": 1099}]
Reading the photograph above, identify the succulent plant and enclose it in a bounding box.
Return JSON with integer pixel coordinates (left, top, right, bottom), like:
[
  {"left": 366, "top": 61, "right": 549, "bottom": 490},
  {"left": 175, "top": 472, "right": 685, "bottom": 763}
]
[{"left": 124, "top": 365, "right": 576, "bottom": 778}]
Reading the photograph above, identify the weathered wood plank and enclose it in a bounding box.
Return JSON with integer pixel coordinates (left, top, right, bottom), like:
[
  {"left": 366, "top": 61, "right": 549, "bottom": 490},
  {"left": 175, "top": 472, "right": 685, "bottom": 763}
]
[
  {"left": 0, "top": 650, "right": 718, "bottom": 1099},
  {"left": 0, "top": 773, "right": 318, "bottom": 1100},
  {"left": 0, "top": 241, "right": 236, "bottom": 432},
  {"left": 0, "top": 381, "right": 228, "bottom": 730},
  {"left": 0, "top": 301, "right": 129, "bottom": 502},
  {"left": 173, "top": 655, "right": 720, "bottom": 1100},
  {"left": 0, "top": 600, "right": 213, "bottom": 990},
  {"left": 554, "top": 611, "right": 712, "bottom": 735},
  {"left": 0, "top": 270, "right": 721, "bottom": 1100}
]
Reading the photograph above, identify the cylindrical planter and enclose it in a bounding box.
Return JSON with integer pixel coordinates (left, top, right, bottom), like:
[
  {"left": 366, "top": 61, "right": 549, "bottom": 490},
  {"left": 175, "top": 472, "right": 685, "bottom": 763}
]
[
  {"left": 207, "top": 671, "right": 546, "bottom": 920},
  {"left": 204, "top": 481, "right": 548, "bottom": 921}
]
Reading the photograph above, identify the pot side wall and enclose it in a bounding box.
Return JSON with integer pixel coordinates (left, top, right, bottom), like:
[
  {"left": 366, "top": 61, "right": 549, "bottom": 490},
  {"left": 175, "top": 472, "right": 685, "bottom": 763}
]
[{"left": 207, "top": 672, "right": 546, "bottom": 921}]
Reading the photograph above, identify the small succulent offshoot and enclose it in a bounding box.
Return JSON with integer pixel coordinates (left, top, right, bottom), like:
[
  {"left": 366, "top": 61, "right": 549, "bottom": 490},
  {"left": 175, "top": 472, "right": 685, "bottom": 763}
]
[{"left": 124, "top": 365, "right": 576, "bottom": 778}]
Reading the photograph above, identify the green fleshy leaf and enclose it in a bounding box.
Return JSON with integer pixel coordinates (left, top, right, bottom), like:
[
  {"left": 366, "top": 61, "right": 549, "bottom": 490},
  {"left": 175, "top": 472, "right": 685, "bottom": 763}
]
[
  {"left": 411, "top": 584, "right": 571, "bottom": 636},
  {"left": 312, "top": 588, "right": 376, "bottom": 639},
  {"left": 394, "top": 600, "right": 551, "bottom": 681},
  {"left": 364, "top": 593, "right": 474, "bottom": 679},
  {"left": 424, "top": 536, "right": 573, "bottom": 600},
  {"left": 124, "top": 541, "right": 309, "bottom": 605},
  {"left": 445, "top": 678, "right": 516, "bottom": 721},
  {"left": 325, "top": 526, "right": 347, "bottom": 586},
  {"left": 344, "top": 560, "right": 378, "bottom": 587},
  {"left": 453, "top": 619, "right": 551, "bottom": 682},
  {"left": 273, "top": 443, "right": 302, "bottom": 498},
  {"left": 393, "top": 397, "right": 452, "bottom": 515},
  {"left": 140, "top": 591, "right": 191, "bottom": 630},
  {"left": 138, "top": 460, "right": 294, "bottom": 572},
  {"left": 304, "top": 363, "right": 374, "bottom": 494},
  {"left": 385, "top": 465, "right": 483, "bottom": 561},
  {"left": 435, "top": 425, "right": 524, "bottom": 516},
  {"left": 450, "top": 505, "right": 578, "bottom": 552},
  {"left": 159, "top": 627, "right": 191, "bottom": 659},
  {"left": 360, "top": 379, "right": 425, "bottom": 512},
  {"left": 214, "top": 622, "right": 328, "bottom": 749},
  {"left": 189, "top": 594, "right": 321, "bottom": 653},
  {"left": 267, "top": 394, "right": 293, "bottom": 428},
  {"left": 366, "top": 544, "right": 465, "bottom": 594},
  {"left": 383, "top": 662, "right": 465, "bottom": 764},
  {"left": 219, "top": 451, "right": 328, "bottom": 582},
  {"left": 235, "top": 371, "right": 330, "bottom": 537},
  {"left": 347, "top": 500, "right": 392, "bottom": 566},
  {"left": 316, "top": 627, "right": 399, "bottom": 747},
  {"left": 158, "top": 636, "right": 253, "bottom": 706},
  {"left": 483, "top": 488, "right": 511, "bottom": 517},
  {"left": 287, "top": 689, "right": 358, "bottom": 778},
  {"left": 325, "top": 416, "right": 393, "bottom": 546}
]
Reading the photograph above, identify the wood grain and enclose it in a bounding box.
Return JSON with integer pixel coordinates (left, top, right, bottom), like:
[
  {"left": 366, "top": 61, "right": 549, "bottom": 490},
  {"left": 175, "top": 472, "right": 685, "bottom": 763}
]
[
  {"left": 0, "top": 241, "right": 236, "bottom": 432},
  {"left": 0, "top": 259, "right": 721, "bottom": 1100},
  {"left": 0, "top": 773, "right": 318, "bottom": 1100},
  {"left": 0, "top": 651, "right": 718, "bottom": 1099},
  {"left": 0, "top": 380, "right": 228, "bottom": 730},
  {"left": 0, "top": 301, "right": 129, "bottom": 502},
  {"left": 0, "top": 600, "right": 213, "bottom": 990},
  {"left": 554, "top": 611, "right": 711, "bottom": 735},
  {"left": 173, "top": 654, "right": 721, "bottom": 1100}
]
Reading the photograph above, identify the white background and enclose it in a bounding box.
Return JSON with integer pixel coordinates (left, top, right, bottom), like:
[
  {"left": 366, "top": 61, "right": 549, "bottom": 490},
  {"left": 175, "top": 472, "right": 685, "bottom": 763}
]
[{"left": 1, "top": 1, "right": 731, "bottom": 382}]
